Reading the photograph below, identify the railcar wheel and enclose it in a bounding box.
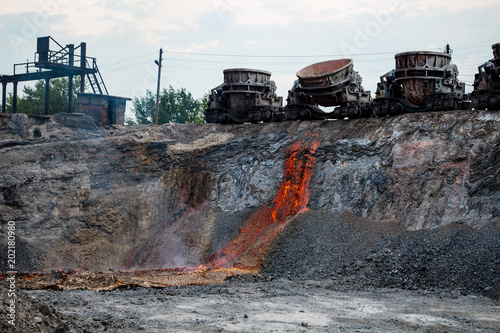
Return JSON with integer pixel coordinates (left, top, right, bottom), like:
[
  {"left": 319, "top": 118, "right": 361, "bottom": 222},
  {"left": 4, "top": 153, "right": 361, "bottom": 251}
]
[
  {"left": 380, "top": 105, "right": 388, "bottom": 117},
  {"left": 299, "top": 109, "right": 311, "bottom": 120},
  {"left": 332, "top": 107, "right": 341, "bottom": 119},
  {"left": 425, "top": 100, "right": 434, "bottom": 111},
  {"left": 471, "top": 97, "right": 480, "bottom": 110},
  {"left": 389, "top": 103, "right": 402, "bottom": 116},
  {"left": 348, "top": 106, "right": 359, "bottom": 118},
  {"left": 488, "top": 96, "right": 499, "bottom": 110},
  {"left": 442, "top": 99, "right": 451, "bottom": 111}
]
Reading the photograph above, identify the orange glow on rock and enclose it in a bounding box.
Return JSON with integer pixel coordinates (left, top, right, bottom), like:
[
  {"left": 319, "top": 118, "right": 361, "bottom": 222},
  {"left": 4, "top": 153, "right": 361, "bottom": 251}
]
[{"left": 207, "top": 140, "right": 320, "bottom": 269}]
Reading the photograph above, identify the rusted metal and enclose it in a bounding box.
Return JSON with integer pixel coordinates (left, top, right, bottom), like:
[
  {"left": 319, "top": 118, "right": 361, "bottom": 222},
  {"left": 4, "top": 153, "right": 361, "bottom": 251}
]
[
  {"left": 492, "top": 43, "right": 500, "bottom": 59},
  {"left": 293, "top": 59, "right": 357, "bottom": 107},
  {"left": 206, "top": 44, "right": 486, "bottom": 124},
  {"left": 492, "top": 43, "right": 500, "bottom": 75},
  {"left": 286, "top": 59, "right": 371, "bottom": 119},
  {"left": 392, "top": 49, "right": 465, "bottom": 110},
  {"left": 470, "top": 43, "right": 500, "bottom": 110},
  {"left": 373, "top": 70, "right": 403, "bottom": 117},
  {"left": 76, "top": 93, "right": 130, "bottom": 126},
  {"left": 394, "top": 51, "right": 450, "bottom": 107},
  {"left": 205, "top": 68, "right": 283, "bottom": 123}
]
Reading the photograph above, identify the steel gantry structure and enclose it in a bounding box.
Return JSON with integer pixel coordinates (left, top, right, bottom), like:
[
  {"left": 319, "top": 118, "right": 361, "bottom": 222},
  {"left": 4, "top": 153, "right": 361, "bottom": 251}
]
[{"left": 0, "top": 36, "right": 108, "bottom": 115}]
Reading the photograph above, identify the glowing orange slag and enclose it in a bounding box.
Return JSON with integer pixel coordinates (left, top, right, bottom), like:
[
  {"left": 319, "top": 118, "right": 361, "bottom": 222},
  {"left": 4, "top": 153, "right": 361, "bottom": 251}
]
[{"left": 207, "top": 140, "right": 320, "bottom": 269}]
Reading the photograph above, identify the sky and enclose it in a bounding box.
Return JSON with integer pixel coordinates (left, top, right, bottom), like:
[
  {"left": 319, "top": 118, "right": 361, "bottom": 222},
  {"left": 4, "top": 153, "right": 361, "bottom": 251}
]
[{"left": 1, "top": 0, "right": 499, "bottom": 119}]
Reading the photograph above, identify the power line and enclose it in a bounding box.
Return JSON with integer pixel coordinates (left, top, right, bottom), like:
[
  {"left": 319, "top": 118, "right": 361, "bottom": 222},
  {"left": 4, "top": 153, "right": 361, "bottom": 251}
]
[
  {"left": 162, "top": 49, "right": 441, "bottom": 58},
  {"left": 99, "top": 42, "right": 498, "bottom": 77},
  {"left": 454, "top": 38, "right": 500, "bottom": 50},
  {"left": 165, "top": 66, "right": 220, "bottom": 71},
  {"left": 99, "top": 51, "right": 158, "bottom": 68},
  {"left": 104, "top": 61, "right": 154, "bottom": 74},
  {"left": 105, "top": 44, "right": 492, "bottom": 71}
]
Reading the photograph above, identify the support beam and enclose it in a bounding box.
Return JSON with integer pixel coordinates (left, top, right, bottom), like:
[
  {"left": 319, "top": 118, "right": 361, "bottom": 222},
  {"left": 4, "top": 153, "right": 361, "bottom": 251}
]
[
  {"left": 45, "top": 78, "right": 50, "bottom": 115},
  {"left": 68, "top": 75, "right": 73, "bottom": 113},
  {"left": 68, "top": 44, "right": 74, "bottom": 67},
  {"left": 68, "top": 44, "right": 75, "bottom": 113},
  {"left": 13, "top": 81, "right": 18, "bottom": 113},
  {"left": 2, "top": 82, "right": 6, "bottom": 113},
  {"left": 80, "top": 42, "right": 86, "bottom": 93}
]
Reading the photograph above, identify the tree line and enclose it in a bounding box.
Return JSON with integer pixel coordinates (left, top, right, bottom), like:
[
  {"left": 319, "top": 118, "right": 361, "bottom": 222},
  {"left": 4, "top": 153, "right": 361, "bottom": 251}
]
[{"left": 129, "top": 86, "right": 208, "bottom": 125}]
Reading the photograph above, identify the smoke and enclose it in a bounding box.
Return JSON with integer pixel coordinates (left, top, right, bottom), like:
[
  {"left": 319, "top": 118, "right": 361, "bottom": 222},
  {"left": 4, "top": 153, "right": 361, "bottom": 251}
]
[{"left": 159, "top": 233, "right": 191, "bottom": 269}]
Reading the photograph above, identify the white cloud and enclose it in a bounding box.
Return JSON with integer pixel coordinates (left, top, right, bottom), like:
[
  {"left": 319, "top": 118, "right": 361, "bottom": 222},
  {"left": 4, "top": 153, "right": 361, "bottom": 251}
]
[
  {"left": 49, "top": 1, "right": 210, "bottom": 41},
  {"left": 1, "top": 1, "right": 215, "bottom": 42},
  {"left": 227, "top": 0, "right": 500, "bottom": 26},
  {"left": 2, "top": 0, "right": 498, "bottom": 41},
  {"left": 403, "top": 0, "right": 499, "bottom": 14},
  {"left": 0, "top": 1, "right": 39, "bottom": 15},
  {"left": 228, "top": 0, "right": 388, "bottom": 26}
]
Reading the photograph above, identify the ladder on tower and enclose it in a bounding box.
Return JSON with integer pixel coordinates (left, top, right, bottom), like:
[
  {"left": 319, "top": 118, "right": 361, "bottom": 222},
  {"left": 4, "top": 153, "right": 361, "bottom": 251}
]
[{"left": 86, "top": 60, "right": 108, "bottom": 95}]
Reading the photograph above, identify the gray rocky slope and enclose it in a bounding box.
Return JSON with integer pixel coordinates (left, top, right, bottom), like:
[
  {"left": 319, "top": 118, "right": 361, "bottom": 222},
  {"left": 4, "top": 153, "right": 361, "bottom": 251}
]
[{"left": 0, "top": 110, "right": 499, "bottom": 298}]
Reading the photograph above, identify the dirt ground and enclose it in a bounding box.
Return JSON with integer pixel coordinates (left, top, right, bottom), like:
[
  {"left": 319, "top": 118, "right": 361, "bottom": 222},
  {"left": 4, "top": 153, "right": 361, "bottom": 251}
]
[{"left": 24, "top": 279, "right": 500, "bottom": 333}]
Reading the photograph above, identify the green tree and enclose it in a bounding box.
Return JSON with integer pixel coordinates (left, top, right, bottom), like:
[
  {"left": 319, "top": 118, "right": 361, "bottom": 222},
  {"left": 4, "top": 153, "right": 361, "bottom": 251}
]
[
  {"left": 131, "top": 86, "right": 208, "bottom": 125},
  {"left": 4, "top": 77, "right": 81, "bottom": 115},
  {"left": 131, "top": 90, "right": 155, "bottom": 124}
]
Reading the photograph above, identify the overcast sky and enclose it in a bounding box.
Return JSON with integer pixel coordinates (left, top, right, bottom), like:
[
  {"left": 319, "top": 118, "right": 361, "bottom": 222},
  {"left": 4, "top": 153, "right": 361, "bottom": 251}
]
[{"left": 1, "top": 0, "right": 499, "bottom": 119}]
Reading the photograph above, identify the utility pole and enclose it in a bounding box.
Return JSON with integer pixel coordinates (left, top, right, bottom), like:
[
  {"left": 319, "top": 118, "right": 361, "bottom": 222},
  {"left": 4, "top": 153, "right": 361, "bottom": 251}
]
[{"left": 154, "top": 48, "right": 163, "bottom": 125}]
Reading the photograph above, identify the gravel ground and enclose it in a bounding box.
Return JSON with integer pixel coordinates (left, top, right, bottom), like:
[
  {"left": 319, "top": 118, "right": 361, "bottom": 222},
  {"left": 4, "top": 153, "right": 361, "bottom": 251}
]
[
  {"left": 24, "top": 279, "right": 500, "bottom": 333},
  {"left": 262, "top": 210, "right": 500, "bottom": 300},
  {"left": 0, "top": 281, "right": 87, "bottom": 333}
]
